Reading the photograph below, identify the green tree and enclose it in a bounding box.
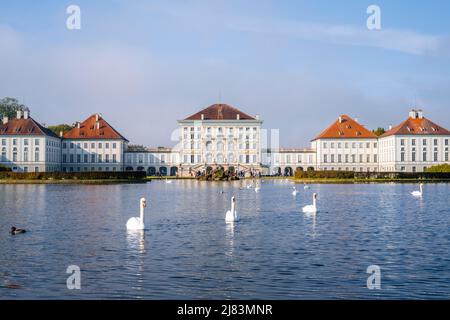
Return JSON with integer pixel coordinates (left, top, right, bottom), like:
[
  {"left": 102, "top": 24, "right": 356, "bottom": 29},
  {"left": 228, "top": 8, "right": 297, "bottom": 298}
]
[
  {"left": 373, "top": 127, "right": 386, "bottom": 136},
  {"left": 47, "top": 124, "right": 74, "bottom": 136},
  {"left": 426, "top": 164, "right": 450, "bottom": 172},
  {"left": 0, "top": 97, "right": 29, "bottom": 119}
]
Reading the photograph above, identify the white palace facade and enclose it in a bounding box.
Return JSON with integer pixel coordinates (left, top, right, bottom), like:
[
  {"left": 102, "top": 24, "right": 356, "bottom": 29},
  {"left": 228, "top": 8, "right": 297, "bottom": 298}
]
[{"left": 1, "top": 104, "right": 449, "bottom": 175}]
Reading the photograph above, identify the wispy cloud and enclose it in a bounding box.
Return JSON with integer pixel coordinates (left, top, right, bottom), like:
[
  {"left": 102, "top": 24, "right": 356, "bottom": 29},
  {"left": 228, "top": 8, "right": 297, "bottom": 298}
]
[{"left": 227, "top": 18, "right": 442, "bottom": 55}]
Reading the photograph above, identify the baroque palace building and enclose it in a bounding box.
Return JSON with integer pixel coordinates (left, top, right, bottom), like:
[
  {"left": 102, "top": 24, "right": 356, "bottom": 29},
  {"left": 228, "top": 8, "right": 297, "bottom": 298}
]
[{"left": 1, "top": 104, "right": 449, "bottom": 175}]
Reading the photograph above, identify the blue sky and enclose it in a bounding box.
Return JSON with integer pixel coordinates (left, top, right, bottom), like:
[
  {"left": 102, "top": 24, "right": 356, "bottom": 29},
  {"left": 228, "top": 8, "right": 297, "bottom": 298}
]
[{"left": 1, "top": 0, "right": 450, "bottom": 146}]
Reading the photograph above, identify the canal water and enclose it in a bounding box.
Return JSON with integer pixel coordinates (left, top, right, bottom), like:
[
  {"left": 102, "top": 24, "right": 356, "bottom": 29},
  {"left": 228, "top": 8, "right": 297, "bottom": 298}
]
[{"left": 0, "top": 180, "right": 449, "bottom": 299}]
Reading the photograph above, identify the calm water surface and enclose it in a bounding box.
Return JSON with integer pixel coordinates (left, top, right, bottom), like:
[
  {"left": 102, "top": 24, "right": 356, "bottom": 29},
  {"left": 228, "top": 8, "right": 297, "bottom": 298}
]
[{"left": 0, "top": 180, "right": 449, "bottom": 299}]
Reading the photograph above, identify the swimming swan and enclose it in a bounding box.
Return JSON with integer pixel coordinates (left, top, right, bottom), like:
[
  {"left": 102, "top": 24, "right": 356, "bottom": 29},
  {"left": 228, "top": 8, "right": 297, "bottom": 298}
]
[
  {"left": 302, "top": 193, "right": 318, "bottom": 214},
  {"left": 126, "top": 198, "right": 147, "bottom": 230},
  {"left": 411, "top": 183, "right": 423, "bottom": 197},
  {"left": 292, "top": 186, "right": 298, "bottom": 196},
  {"left": 225, "top": 196, "right": 239, "bottom": 222}
]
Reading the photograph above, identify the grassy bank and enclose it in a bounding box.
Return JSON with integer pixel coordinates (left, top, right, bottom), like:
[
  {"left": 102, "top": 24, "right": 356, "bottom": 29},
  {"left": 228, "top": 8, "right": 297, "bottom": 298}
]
[{"left": 0, "top": 179, "right": 147, "bottom": 185}]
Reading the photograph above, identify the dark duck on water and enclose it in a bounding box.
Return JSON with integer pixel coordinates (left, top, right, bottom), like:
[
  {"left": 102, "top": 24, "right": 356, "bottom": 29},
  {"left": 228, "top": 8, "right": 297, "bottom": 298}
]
[{"left": 10, "top": 226, "right": 26, "bottom": 235}]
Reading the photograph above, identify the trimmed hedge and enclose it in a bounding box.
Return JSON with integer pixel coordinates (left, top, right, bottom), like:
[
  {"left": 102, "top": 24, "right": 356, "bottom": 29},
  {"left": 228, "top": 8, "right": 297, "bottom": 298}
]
[
  {"left": 295, "top": 170, "right": 450, "bottom": 180},
  {"left": 0, "top": 171, "right": 147, "bottom": 180},
  {"left": 0, "top": 164, "right": 12, "bottom": 172}
]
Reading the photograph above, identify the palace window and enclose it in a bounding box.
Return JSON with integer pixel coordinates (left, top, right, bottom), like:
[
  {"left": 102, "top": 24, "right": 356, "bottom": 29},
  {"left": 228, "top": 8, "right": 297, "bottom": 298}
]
[{"left": 323, "top": 155, "right": 327, "bottom": 163}]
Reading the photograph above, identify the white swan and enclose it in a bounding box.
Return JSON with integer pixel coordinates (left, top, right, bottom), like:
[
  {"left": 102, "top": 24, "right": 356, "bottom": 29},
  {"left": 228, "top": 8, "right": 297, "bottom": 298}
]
[
  {"left": 246, "top": 184, "right": 253, "bottom": 189},
  {"left": 165, "top": 178, "right": 172, "bottom": 184},
  {"left": 126, "top": 198, "right": 147, "bottom": 230},
  {"left": 292, "top": 186, "right": 298, "bottom": 196},
  {"left": 225, "top": 196, "right": 239, "bottom": 222},
  {"left": 411, "top": 183, "right": 423, "bottom": 197},
  {"left": 255, "top": 183, "right": 260, "bottom": 192},
  {"left": 302, "top": 193, "right": 318, "bottom": 214},
  {"left": 304, "top": 184, "right": 310, "bottom": 190}
]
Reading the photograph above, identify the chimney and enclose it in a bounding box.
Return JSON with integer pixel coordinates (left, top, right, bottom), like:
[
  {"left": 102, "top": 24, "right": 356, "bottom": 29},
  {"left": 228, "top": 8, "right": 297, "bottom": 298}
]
[
  {"left": 96, "top": 121, "right": 100, "bottom": 130},
  {"left": 417, "top": 109, "right": 424, "bottom": 119},
  {"left": 255, "top": 114, "right": 260, "bottom": 120},
  {"left": 2, "top": 116, "right": 8, "bottom": 124},
  {"left": 338, "top": 116, "right": 343, "bottom": 123},
  {"left": 24, "top": 111, "right": 29, "bottom": 119},
  {"left": 236, "top": 114, "right": 240, "bottom": 120},
  {"left": 388, "top": 125, "right": 392, "bottom": 130},
  {"left": 59, "top": 131, "right": 63, "bottom": 137},
  {"left": 95, "top": 114, "right": 99, "bottom": 122},
  {"left": 16, "top": 110, "right": 22, "bottom": 119},
  {"left": 354, "top": 118, "right": 358, "bottom": 123},
  {"left": 77, "top": 122, "right": 80, "bottom": 129},
  {"left": 201, "top": 114, "right": 204, "bottom": 120},
  {"left": 409, "top": 109, "right": 417, "bottom": 119}
]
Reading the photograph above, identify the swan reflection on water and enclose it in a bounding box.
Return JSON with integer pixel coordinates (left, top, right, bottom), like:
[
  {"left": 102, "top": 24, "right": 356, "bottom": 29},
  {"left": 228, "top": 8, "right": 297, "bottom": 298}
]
[
  {"left": 304, "top": 212, "right": 317, "bottom": 239},
  {"left": 126, "top": 229, "right": 146, "bottom": 254},
  {"left": 225, "top": 223, "right": 235, "bottom": 258}
]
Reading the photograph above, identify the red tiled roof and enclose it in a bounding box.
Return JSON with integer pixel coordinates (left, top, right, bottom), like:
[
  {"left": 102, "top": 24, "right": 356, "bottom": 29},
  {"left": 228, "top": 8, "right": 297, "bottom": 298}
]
[
  {"left": 312, "top": 115, "right": 377, "bottom": 140},
  {"left": 0, "top": 117, "right": 60, "bottom": 138},
  {"left": 381, "top": 116, "right": 450, "bottom": 137},
  {"left": 63, "top": 114, "right": 128, "bottom": 141},
  {"left": 184, "top": 103, "right": 256, "bottom": 121}
]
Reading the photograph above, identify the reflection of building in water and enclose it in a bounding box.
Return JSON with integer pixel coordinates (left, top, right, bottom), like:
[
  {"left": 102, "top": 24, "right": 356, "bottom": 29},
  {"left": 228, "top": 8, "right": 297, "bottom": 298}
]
[{"left": 2, "top": 106, "right": 449, "bottom": 174}]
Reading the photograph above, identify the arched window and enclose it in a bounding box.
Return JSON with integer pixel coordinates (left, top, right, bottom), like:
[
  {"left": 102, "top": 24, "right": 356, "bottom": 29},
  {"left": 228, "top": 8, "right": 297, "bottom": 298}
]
[
  {"left": 216, "top": 153, "right": 224, "bottom": 163},
  {"left": 227, "top": 142, "right": 234, "bottom": 151},
  {"left": 216, "top": 141, "right": 224, "bottom": 151},
  {"left": 228, "top": 153, "right": 234, "bottom": 163},
  {"left": 24, "top": 147, "right": 29, "bottom": 162},
  {"left": 35, "top": 147, "right": 40, "bottom": 162},
  {"left": 206, "top": 153, "right": 212, "bottom": 163},
  {"left": 206, "top": 141, "right": 212, "bottom": 151},
  {"left": 12, "top": 147, "right": 18, "bottom": 162}
]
